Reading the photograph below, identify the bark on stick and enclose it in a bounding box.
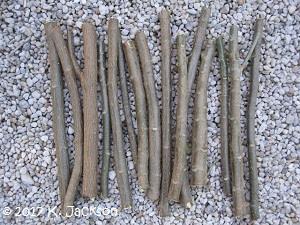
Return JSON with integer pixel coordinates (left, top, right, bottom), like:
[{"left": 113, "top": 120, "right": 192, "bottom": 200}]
[
  {"left": 45, "top": 23, "right": 70, "bottom": 208},
  {"left": 46, "top": 22, "right": 83, "bottom": 214},
  {"left": 216, "top": 37, "right": 231, "bottom": 196},
  {"left": 168, "top": 34, "right": 188, "bottom": 201},
  {"left": 180, "top": 172, "right": 193, "bottom": 208},
  {"left": 67, "top": 27, "right": 81, "bottom": 79},
  {"left": 159, "top": 8, "right": 172, "bottom": 216},
  {"left": 228, "top": 26, "right": 248, "bottom": 217},
  {"left": 187, "top": 7, "right": 210, "bottom": 93},
  {"left": 247, "top": 19, "right": 264, "bottom": 220},
  {"left": 99, "top": 38, "right": 111, "bottom": 198},
  {"left": 107, "top": 18, "right": 132, "bottom": 208},
  {"left": 191, "top": 40, "right": 215, "bottom": 186},
  {"left": 135, "top": 31, "right": 161, "bottom": 201},
  {"left": 81, "top": 22, "right": 99, "bottom": 199},
  {"left": 123, "top": 40, "right": 149, "bottom": 192},
  {"left": 117, "top": 29, "right": 138, "bottom": 170}
]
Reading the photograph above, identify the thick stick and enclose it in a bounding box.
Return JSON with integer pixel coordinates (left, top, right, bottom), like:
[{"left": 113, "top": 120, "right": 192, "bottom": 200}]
[
  {"left": 247, "top": 19, "right": 264, "bottom": 220},
  {"left": 228, "top": 25, "right": 247, "bottom": 217},
  {"left": 180, "top": 173, "right": 193, "bottom": 208},
  {"left": 81, "top": 23, "right": 99, "bottom": 198},
  {"left": 45, "top": 23, "right": 70, "bottom": 208},
  {"left": 168, "top": 34, "right": 188, "bottom": 201},
  {"left": 123, "top": 40, "right": 149, "bottom": 192},
  {"left": 99, "top": 38, "right": 111, "bottom": 198},
  {"left": 117, "top": 29, "right": 138, "bottom": 170},
  {"left": 159, "top": 8, "right": 171, "bottom": 216},
  {"left": 46, "top": 22, "right": 83, "bottom": 214},
  {"left": 191, "top": 40, "right": 215, "bottom": 186},
  {"left": 216, "top": 37, "right": 231, "bottom": 196},
  {"left": 187, "top": 7, "right": 210, "bottom": 93},
  {"left": 135, "top": 31, "right": 161, "bottom": 201},
  {"left": 107, "top": 19, "right": 132, "bottom": 208}
]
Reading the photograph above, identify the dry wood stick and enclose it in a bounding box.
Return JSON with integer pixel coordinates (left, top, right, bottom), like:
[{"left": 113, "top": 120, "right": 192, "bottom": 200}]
[
  {"left": 241, "top": 25, "right": 263, "bottom": 71},
  {"left": 117, "top": 29, "right": 138, "bottom": 170},
  {"left": 168, "top": 34, "right": 188, "bottom": 201},
  {"left": 228, "top": 25, "right": 248, "bottom": 217},
  {"left": 159, "top": 8, "right": 172, "bottom": 216},
  {"left": 45, "top": 23, "right": 70, "bottom": 208},
  {"left": 80, "top": 23, "right": 99, "bottom": 198},
  {"left": 99, "top": 38, "right": 111, "bottom": 198},
  {"left": 217, "top": 37, "right": 231, "bottom": 196},
  {"left": 191, "top": 40, "right": 215, "bottom": 186},
  {"left": 180, "top": 173, "right": 193, "bottom": 208},
  {"left": 135, "top": 31, "right": 161, "bottom": 201},
  {"left": 187, "top": 6, "right": 210, "bottom": 93},
  {"left": 46, "top": 22, "right": 83, "bottom": 214},
  {"left": 247, "top": 19, "right": 264, "bottom": 220},
  {"left": 108, "top": 18, "right": 132, "bottom": 208},
  {"left": 67, "top": 26, "right": 81, "bottom": 79},
  {"left": 67, "top": 23, "right": 99, "bottom": 198},
  {"left": 123, "top": 40, "right": 149, "bottom": 192}
]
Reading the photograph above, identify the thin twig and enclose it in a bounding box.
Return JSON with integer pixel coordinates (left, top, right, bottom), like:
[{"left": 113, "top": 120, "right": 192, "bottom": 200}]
[
  {"left": 241, "top": 27, "right": 262, "bottom": 70},
  {"left": 46, "top": 22, "right": 83, "bottom": 215},
  {"left": 45, "top": 23, "right": 70, "bottom": 209},
  {"left": 67, "top": 27, "right": 82, "bottom": 80},
  {"left": 159, "top": 8, "right": 172, "bottom": 216},
  {"left": 191, "top": 40, "right": 215, "bottom": 186},
  {"left": 247, "top": 19, "right": 264, "bottom": 221},
  {"left": 168, "top": 34, "right": 188, "bottom": 201},
  {"left": 187, "top": 6, "right": 210, "bottom": 93},
  {"left": 228, "top": 25, "right": 248, "bottom": 217},
  {"left": 107, "top": 18, "right": 132, "bottom": 208},
  {"left": 217, "top": 36, "right": 231, "bottom": 196},
  {"left": 98, "top": 37, "right": 111, "bottom": 199},
  {"left": 117, "top": 29, "right": 138, "bottom": 170},
  {"left": 123, "top": 40, "right": 149, "bottom": 192},
  {"left": 135, "top": 31, "right": 161, "bottom": 201}
]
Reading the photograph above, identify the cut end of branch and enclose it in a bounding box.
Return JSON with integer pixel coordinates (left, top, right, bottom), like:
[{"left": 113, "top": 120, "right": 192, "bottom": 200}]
[
  {"left": 200, "top": 6, "right": 211, "bottom": 18},
  {"left": 159, "top": 7, "right": 170, "bottom": 18}
]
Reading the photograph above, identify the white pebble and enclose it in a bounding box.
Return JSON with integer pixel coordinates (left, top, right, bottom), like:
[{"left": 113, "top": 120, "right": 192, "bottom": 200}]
[{"left": 21, "top": 173, "right": 34, "bottom": 185}]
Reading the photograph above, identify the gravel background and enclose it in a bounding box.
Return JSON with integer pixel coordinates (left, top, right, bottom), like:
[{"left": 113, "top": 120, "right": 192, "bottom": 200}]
[{"left": 1, "top": 0, "right": 299, "bottom": 224}]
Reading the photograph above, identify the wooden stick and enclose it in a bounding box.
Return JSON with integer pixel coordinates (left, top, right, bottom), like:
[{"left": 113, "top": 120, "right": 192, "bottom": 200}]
[
  {"left": 46, "top": 22, "right": 83, "bottom": 215},
  {"left": 247, "top": 19, "right": 264, "bottom": 220},
  {"left": 99, "top": 37, "right": 111, "bottom": 199},
  {"left": 159, "top": 8, "right": 172, "bottom": 216},
  {"left": 191, "top": 40, "right": 215, "bottom": 186},
  {"left": 117, "top": 29, "right": 138, "bottom": 170},
  {"left": 107, "top": 18, "right": 132, "bottom": 208},
  {"left": 67, "top": 23, "right": 99, "bottom": 199},
  {"left": 135, "top": 31, "right": 161, "bottom": 201},
  {"left": 242, "top": 19, "right": 262, "bottom": 70},
  {"left": 168, "top": 34, "right": 188, "bottom": 201},
  {"left": 187, "top": 7, "right": 210, "bottom": 93},
  {"left": 81, "top": 22, "right": 99, "bottom": 198},
  {"left": 216, "top": 37, "right": 231, "bottom": 196},
  {"left": 228, "top": 25, "right": 247, "bottom": 217},
  {"left": 180, "top": 173, "right": 193, "bottom": 208},
  {"left": 123, "top": 40, "right": 149, "bottom": 192},
  {"left": 67, "top": 26, "right": 81, "bottom": 79},
  {"left": 45, "top": 23, "right": 70, "bottom": 209}
]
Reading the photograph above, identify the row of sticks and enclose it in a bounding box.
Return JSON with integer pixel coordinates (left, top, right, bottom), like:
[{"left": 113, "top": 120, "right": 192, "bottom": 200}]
[{"left": 45, "top": 7, "right": 263, "bottom": 220}]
